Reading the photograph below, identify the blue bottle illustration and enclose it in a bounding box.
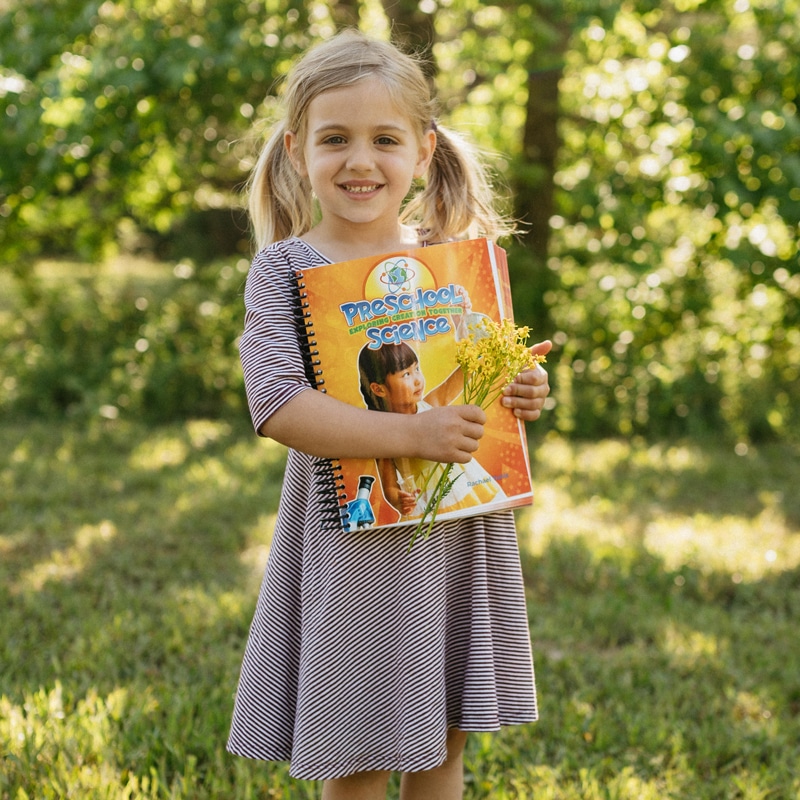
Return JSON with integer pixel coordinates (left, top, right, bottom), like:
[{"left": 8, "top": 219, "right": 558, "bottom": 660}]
[{"left": 345, "top": 475, "right": 376, "bottom": 531}]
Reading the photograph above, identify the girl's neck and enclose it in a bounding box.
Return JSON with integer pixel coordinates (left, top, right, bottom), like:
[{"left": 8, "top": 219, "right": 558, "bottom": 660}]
[{"left": 299, "top": 222, "right": 423, "bottom": 263}]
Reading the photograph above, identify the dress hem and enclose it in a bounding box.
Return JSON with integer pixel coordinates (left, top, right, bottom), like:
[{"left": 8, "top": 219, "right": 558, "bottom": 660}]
[{"left": 226, "top": 715, "right": 539, "bottom": 781}]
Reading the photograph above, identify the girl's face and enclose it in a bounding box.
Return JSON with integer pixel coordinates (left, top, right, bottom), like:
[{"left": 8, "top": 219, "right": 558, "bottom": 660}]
[
  {"left": 371, "top": 361, "right": 425, "bottom": 414},
  {"left": 285, "top": 76, "right": 435, "bottom": 239}
]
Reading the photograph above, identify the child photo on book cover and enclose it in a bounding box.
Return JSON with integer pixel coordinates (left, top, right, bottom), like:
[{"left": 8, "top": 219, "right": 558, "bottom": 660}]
[{"left": 356, "top": 286, "right": 507, "bottom": 522}]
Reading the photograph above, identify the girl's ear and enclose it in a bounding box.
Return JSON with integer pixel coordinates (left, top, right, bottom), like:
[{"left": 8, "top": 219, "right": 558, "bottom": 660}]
[
  {"left": 284, "top": 130, "right": 307, "bottom": 176},
  {"left": 370, "top": 381, "right": 388, "bottom": 398},
  {"left": 413, "top": 128, "right": 437, "bottom": 179}
]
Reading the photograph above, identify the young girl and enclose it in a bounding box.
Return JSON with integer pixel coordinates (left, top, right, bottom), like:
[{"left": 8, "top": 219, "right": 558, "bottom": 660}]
[
  {"left": 227, "top": 30, "right": 553, "bottom": 800},
  {"left": 357, "top": 341, "right": 507, "bottom": 520}
]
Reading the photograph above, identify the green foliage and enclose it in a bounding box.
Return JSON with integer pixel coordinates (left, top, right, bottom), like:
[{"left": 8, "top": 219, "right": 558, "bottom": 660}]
[
  {"left": 409, "top": 0, "right": 800, "bottom": 442},
  {"left": 1, "top": 422, "right": 799, "bottom": 797},
  {"left": 2, "top": 0, "right": 799, "bottom": 440},
  {"left": 543, "top": 0, "right": 800, "bottom": 441},
  {"left": 0, "top": 0, "right": 321, "bottom": 262},
  {"left": 0, "top": 259, "right": 248, "bottom": 421}
]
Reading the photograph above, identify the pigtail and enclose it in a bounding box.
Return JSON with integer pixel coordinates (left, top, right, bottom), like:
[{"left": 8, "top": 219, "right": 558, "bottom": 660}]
[
  {"left": 247, "top": 122, "right": 313, "bottom": 251},
  {"left": 359, "top": 375, "right": 383, "bottom": 412},
  {"left": 403, "top": 124, "right": 515, "bottom": 243}
]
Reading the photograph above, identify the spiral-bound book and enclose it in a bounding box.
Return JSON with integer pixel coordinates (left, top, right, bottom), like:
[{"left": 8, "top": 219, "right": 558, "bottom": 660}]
[{"left": 294, "top": 238, "right": 534, "bottom": 533}]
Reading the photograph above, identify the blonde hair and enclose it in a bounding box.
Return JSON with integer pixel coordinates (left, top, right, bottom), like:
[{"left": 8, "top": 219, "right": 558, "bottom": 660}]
[{"left": 247, "top": 29, "right": 514, "bottom": 249}]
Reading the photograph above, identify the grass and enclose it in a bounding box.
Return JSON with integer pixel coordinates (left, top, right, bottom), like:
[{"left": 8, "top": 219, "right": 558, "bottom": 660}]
[{"left": 1, "top": 418, "right": 799, "bottom": 799}]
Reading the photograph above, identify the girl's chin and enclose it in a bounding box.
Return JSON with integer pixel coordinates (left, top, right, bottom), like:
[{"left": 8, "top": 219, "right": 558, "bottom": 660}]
[{"left": 390, "top": 405, "right": 417, "bottom": 415}]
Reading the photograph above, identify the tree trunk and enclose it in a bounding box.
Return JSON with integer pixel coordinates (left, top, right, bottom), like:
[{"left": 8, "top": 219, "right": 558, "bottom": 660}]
[
  {"left": 512, "top": 15, "right": 571, "bottom": 333},
  {"left": 518, "top": 64, "right": 563, "bottom": 261},
  {"left": 380, "top": 0, "right": 437, "bottom": 79},
  {"left": 330, "top": 0, "right": 360, "bottom": 29}
]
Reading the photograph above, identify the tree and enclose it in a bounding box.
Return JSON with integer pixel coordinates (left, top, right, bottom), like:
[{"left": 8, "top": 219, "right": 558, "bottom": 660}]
[
  {"left": 547, "top": 0, "right": 800, "bottom": 439},
  {"left": 2, "top": 0, "right": 798, "bottom": 439},
  {"left": 0, "top": 0, "right": 320, "bottom": 265},
  {"left": 380, "top": 0, "right": 437, "bottom": 77}
]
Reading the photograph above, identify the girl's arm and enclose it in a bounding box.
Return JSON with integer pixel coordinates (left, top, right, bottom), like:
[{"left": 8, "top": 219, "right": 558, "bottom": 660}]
[
  {"left": 424, "top": 366, "right": 464, "bottom": 408},
  {"left": 375, "top": 457, "right": 416, "bottom": 515},
  {"left": 264, "top": 339, "right": 551, "bottom": 455},
  {"left": 242, "top": 246, "right": 485, "bottom": 464},
  {"left": 261, "top": 388, "right": 486, "bottom": 464}
]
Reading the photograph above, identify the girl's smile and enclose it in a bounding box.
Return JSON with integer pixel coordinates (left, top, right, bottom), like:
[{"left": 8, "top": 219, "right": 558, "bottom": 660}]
[{"left": 341, "top": 182, "right": 382, "bottom": 195}]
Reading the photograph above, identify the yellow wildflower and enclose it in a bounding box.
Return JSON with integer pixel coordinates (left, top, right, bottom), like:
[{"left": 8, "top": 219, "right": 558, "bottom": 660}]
[{"left": 408, "top": 317, "right": 546, "bottom": 551}]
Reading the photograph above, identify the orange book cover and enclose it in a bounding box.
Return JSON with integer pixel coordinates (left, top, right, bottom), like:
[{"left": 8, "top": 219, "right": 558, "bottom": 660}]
[{"left": 294, "top": 238, "right": 533, "bottom": 532}]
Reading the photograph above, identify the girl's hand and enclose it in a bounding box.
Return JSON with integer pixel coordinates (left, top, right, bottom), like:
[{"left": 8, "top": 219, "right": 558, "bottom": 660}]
[
  {"left": 501, "top": 339, "right": 553, "bottom": 421},
  {"left": 397, "top": 490, "right": 418, "bottom": 515},
  {"left": 412, "top": 404, "right": 486, "bottom": 463},
  {"left": 450, "top": 285, "right": 472, "bottom": 339},
  {"left": 453, "top": 284, "right": 472, "bottom": 314}
]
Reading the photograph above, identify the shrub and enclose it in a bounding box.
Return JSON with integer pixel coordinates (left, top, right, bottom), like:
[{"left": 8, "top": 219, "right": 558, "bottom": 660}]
[{"left": 1, "top": 260, "right": 248, "bottom": 422}]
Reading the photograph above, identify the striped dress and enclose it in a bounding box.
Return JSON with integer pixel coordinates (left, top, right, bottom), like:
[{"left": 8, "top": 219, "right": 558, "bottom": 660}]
[{"left": 226, "top": 237, "right": 538, "bottom": 780}]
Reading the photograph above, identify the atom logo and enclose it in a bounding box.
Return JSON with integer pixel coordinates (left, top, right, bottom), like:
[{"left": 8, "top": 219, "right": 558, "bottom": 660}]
[
  {"left": 365, "top": 254, "right": 431, "bottom": 299},
  {"left": 379, "top": 258, "right": 416, "bottom": 292}
]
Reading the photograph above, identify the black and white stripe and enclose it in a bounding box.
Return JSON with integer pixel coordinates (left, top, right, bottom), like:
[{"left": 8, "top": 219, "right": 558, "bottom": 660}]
[{"left": 227, "top": 238, "right": 538, "bottom": 781}]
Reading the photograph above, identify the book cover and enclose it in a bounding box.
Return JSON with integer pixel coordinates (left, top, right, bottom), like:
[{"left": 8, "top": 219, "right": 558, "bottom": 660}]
[{"left": 294, "top": 238, "right": 533, "bottom": 533}]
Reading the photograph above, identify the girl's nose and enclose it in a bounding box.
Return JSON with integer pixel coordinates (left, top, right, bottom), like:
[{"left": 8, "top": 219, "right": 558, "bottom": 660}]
[{"left": 346, "top": 140, "right": 374, "bottom": 171}]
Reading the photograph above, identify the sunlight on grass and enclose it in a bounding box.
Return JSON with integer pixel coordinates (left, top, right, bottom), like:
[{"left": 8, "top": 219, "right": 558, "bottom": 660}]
[
  {"left": 468, "top": 761, "right": 689, "bottom": 799},
  {"left": 1, "top": 682, "right": 166, "bottom": 798},
  {"left": 661, "top": 620, "right": 724, "bottom": 667},
  {"left": 128, "top": 421, "right": 238, "bottom": 471},
  {"left": 12, "top": 520, "right": 118, "bottom": 595},
  {"left": 643, "top": 506, "right": 798, "bottom": 578},
  {"left": 184, "top": 419, "right": 235, "bottom": 447},
  {"left": 525, "top": 433, "right": 800, "bottom": 581},
  {"left": 240, "top": 513, "right": 276, "bottom": 581},
  {"left": 3, "top": 421, "right": 799, "bottom": 799},
  {"left": 129, "top": 435, "right": 191, "bottom": 469},
  {"left": 168, "top": 585, "right": 251, "bottom": 629},
  {"left": 730, "top": 689, "right": 777, "bottom": 732},
  {"left": 523, "top": 483, "right": 640, "bottom": 546}
]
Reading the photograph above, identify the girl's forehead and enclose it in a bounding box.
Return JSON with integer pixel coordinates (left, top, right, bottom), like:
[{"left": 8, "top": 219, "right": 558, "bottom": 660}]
[{"left": 305, "top": 76, "right": 417, "bottom": 127}]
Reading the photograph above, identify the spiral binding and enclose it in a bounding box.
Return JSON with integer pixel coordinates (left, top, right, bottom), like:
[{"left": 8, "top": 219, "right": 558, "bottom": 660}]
[
  {"left": 293, "top": 268, "right": 350, "bottom": 532},
  {"left": 293, "top": 270, "right": 327, "bottom": 393}
]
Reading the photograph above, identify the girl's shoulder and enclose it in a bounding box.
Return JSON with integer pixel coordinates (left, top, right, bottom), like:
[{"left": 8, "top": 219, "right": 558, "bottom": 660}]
[
  {"left": 253, "top": 237, "right": 332, "bottom": 270},
  {"left": 245, "top": 239, "right": 329, "bottom": 309}
]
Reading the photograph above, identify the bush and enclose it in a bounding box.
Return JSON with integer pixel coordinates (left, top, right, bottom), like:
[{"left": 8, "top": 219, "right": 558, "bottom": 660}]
[
  {"left": 506, "top": 239, "right": 800, "bottom": 444},
  {"left": 3, "top": 246, "right": 798, "bottom": 442},
  {"left": 1, "top": 260, "right": 248, "bottom": 422}
]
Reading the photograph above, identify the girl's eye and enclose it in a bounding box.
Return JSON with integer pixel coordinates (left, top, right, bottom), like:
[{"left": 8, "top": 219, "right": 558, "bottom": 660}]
[
  {"left": 376, "top": 136, "right": 398, "bottom": 146},
  {"left": 323, "top": 135, "right": 346, "bottom": 145}
]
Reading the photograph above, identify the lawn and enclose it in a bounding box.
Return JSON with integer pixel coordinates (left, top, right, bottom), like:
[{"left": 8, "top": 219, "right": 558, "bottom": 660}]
[{"left": 1, "top": 418, "right": 799, "bottom": 799}]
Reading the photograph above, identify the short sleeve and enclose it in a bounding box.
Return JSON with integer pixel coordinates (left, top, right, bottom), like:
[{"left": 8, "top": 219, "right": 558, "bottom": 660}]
[{"left": 239, "top": 244, "right": 312, "bottom": 435}]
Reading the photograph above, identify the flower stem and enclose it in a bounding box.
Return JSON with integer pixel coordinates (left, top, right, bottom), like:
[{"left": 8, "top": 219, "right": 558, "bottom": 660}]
[{"left": 407, "top": 463, "right": 461, "bottom": 552}]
